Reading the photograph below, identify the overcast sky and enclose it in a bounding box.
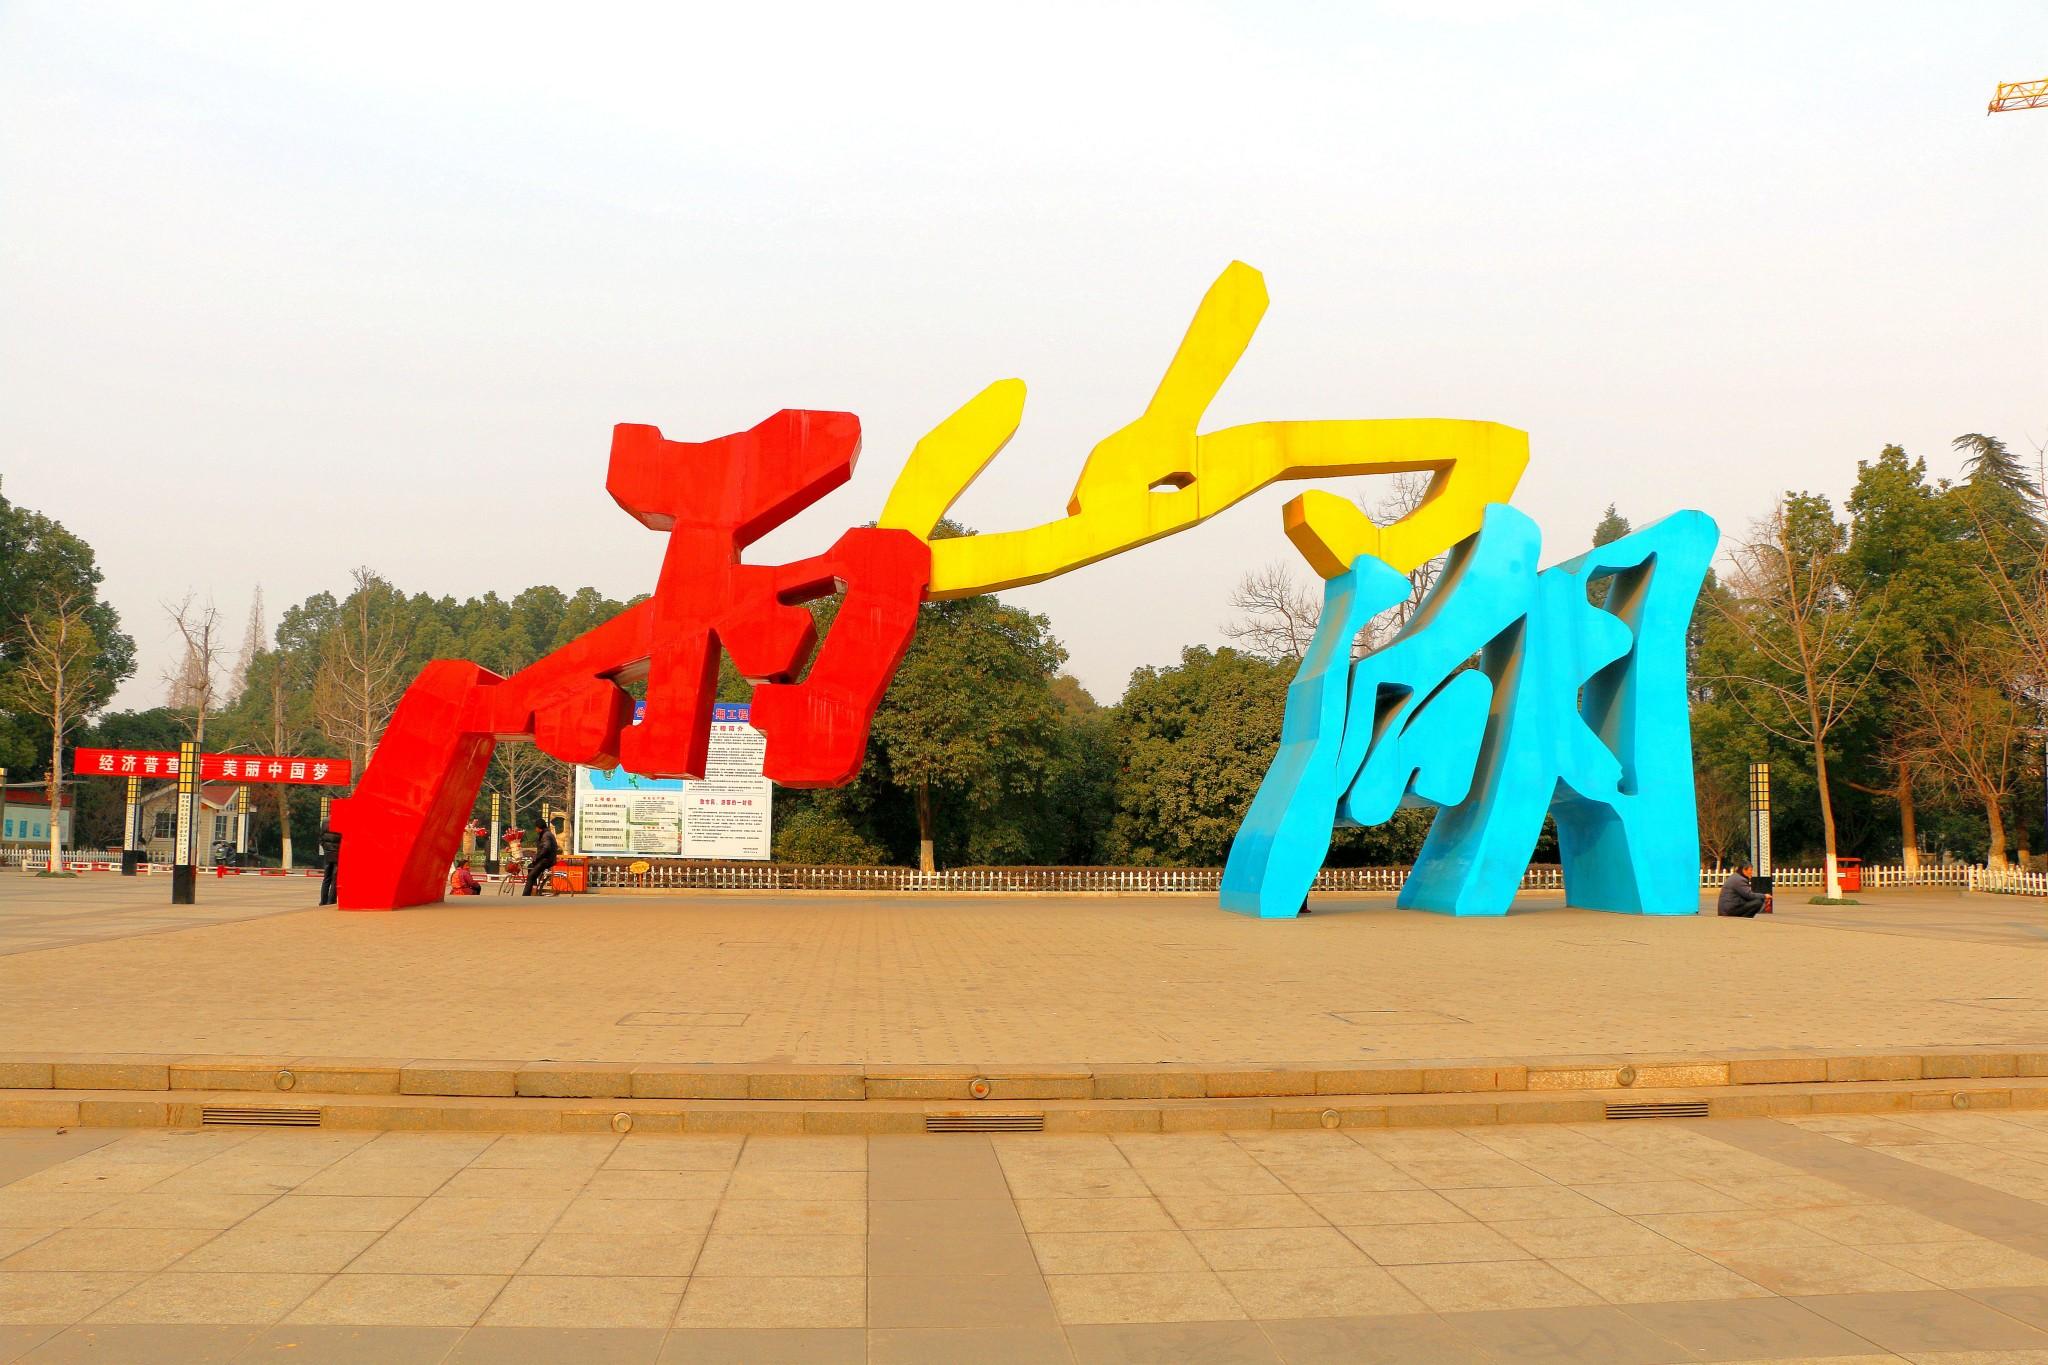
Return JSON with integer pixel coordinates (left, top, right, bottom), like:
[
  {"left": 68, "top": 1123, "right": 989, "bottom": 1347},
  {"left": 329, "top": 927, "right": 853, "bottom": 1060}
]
[{"left": 2, "top": 2, "right": 2044, "bottom": 711}]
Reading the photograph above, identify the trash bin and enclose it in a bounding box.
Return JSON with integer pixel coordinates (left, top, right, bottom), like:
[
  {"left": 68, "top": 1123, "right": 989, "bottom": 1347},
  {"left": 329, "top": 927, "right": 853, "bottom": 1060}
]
[
  {"left": 552, "top": 858, "right": 588, "bottom": 894},
  {"left": 1836, "top": 857, "right": 1861, "bottom": 893}
]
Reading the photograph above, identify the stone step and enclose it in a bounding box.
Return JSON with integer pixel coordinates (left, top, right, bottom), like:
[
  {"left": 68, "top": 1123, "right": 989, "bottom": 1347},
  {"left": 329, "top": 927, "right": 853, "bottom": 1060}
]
[
  {"left": 1, "top": 1045, "right": 2041, "bottom": 1103},
  {"left": 2, "top": 1075, "right": 2043, "bottom": 1136}
]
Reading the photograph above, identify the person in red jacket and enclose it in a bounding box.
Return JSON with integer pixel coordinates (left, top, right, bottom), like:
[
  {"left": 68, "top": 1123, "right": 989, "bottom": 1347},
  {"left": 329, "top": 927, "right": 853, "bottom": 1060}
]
[{"left": 448, "top": 858, "right": 482, "bottom": 897}]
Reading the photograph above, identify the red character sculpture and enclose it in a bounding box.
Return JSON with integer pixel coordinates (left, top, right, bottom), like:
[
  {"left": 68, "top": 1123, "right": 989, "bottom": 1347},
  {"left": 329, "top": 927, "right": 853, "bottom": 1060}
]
[{"left": 330, "top": 411, "right": 929, "bottom": 910}]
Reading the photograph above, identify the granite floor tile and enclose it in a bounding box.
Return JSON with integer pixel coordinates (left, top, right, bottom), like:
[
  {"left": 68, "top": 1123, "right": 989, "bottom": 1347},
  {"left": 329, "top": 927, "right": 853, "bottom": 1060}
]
[
  {"left": 1157, "top": 1196, "right": 1323, "bottom": 1230},
  {"left": 1065, "top": 1319, "right": 1279, "bottom": 1363},
  {"left": 1443, "top": 1304, "right": 1696, "bottom": 1364},
  {"left": 1862, "top": 1242, "right": 2048, "bottom": 1290},
  {"left": 477, "top": 1275, "right": 684, "bottom": 1328},
  {"left": 1710, "top": 1245, "right": 1942, "bottom": 1296},
  {"left": 868, "top": 1225, "right": 1040, "bottom": 1277},
  {"left": 655, "top": 1327, "right": 865, "bottom": 1363},
  {"left": 694, "top": 1232, "right": 863, "bottom": 1276},
  {"left": 1574, "top": 1182, "right": 1754, "bottom": 1216},
  {"left": 1047, "top": 1272, "right": 1246, "bottom": 1325},
  {"left": 88, "top": 1271, "right": 326, "bottom": 1325},
  {"left": 1031, "top": 1231, "right": 1206, "bottom": 1275},
  {"left": 1444, "top": 1186, "right": 1613, "bottom": 1222},
  {"left": 551, "top": 1195, "right": 718, "bottom": 1237},
  {"left": 1218, "top": 1265, "right": 1426, "bottom": 1320},
  {"left": 1495, "top": 1215, "right": 1687, "bottom": 1259},
  {"left": 0, "top": 1325, "right": 58, "bottom": 1365},
  {"left": 346, "top": 1228, "right": 543, "bottom": 1276},
  {"left": 4, "top": 1226, "right": 219, "bottom": 1275},
  {"left": 675, "top": 1275, "right": 865, "bottom": 1329},
  {"left": 1259, "top": 1312, "right": 1496, "bottom": 1364},
  {"left": 1015, "top": 1199, "right": 1176, "bottom": 1234},
  {"left": 867, "top": 1273, "right": 1057, "bottom": 1330},
  {"left": 444, "top": 1326, "right": 666, "bottom": 1363},
  {"left": 240, "top": 1323, "right": 465, "bottom": 1363},
  {"left": 174, "top": 1226, "right": 379, "bottom": 1273},
  {"left": 603, "top": 1137, "right": 745, "bottom": 1172},
  {"left": 708, "top": 1199, "right": 864, "bottom": 1236},
  {"left": 0, "top": 1275, "right": 141, "bottom": 1326},
  {"left": 1299, "top": 1190, "right": 1469, "bottom": 1225},
  {"left": 1388, "top": 1259, "right": 1607, "bottom": 1313},
  {"left": 870, "top": 1325, "right": 1078, "bottom": 1363},
  {"left": 284, "top": 1274, "right": 509, "bottom": 1327},
  {"left": 237, "top": 1195, "right": 420, "bottom": 1233},
  {"left": 14, "top": 1323, "right": 257, "bottom": 1364},
  {"left": 1619, "top": 1296, "right": 1897, "bottom": 1362},
  {"left": 1550, "top": 1251, "right": 1774, "bottom": 1304},
  {"left": 1343, "top": 1220, "right": 1530, "bottom": 1265},
  {"left": 1186, "top": 1226, "right": 1367, "bottom": 1273},
  {"left": 519, "top": 1230, "right": 705, "bottom": 1277},
  {"left": 1794, "top": 1290, "right": 2048, "bottom": 1355}
]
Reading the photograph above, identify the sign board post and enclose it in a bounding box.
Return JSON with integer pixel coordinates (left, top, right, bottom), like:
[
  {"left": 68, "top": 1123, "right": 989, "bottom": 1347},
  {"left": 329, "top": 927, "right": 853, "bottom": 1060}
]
[
  {"left": 487, "top": 792, "right": 501, "bottom": 874},
  {"left": 574, "top": 702, "right": 772, "bottom": 861},
  {"left": 234, "top": 785, "right": 250, "bottom": 860},
  {"left": 172, "top": 742, "right": 199, "bottom": 905},
  {"left": 122, "top": 775, "right": 142, "bottom": 875}
]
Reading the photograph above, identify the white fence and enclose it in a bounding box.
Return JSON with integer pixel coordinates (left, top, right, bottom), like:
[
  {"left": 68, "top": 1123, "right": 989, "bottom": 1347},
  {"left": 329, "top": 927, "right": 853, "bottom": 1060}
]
[
  {"left": 1966, "top": 866, "right": 2048, "bottom": 896},
  {"left": 18, "top": 846, "right": 2035, "bottom": 896}
]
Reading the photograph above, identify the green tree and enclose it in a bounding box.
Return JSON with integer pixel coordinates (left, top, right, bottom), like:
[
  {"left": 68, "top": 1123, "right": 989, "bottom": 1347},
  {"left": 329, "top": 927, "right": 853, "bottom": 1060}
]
[
  {"left": 0, "top": 493, "right": 134, "bottom": 775},
  {"left": 1591, "top": 504, "right": 1632, "bottom": 547},
  {"left": 1953, "top": 433, "right": 2040, "bottom": 512},
  {"left": 1106, "top": 646, "right": 1289, "bottom": 865},
  {"left": 866, "top": 592, "right": 1067, "bottom": 871}
]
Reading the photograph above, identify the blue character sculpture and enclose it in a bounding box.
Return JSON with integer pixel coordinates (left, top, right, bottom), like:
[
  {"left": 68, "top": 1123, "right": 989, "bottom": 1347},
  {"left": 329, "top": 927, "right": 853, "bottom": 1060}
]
[{"left": 1220, "top": 504, "right": 1718, "bottom": 918}]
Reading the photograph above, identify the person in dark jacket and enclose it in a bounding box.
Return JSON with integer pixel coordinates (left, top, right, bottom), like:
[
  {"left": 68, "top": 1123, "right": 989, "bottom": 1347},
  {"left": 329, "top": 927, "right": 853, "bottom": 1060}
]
[
  {"left": 522, "top": 820, "right": 560, "bottom": 896},
  {"left": 318, "top": 825, "right": 343, "bottom": 906},
  {"left": 1717, "top": 864, "right": 1768, "bottom": 917}
]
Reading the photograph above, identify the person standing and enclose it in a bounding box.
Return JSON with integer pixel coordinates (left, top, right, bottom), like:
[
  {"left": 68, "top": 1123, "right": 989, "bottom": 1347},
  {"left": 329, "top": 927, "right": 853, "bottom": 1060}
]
[
  {"left": 318, "top": 824, "right": 343, "bottom": 906},
  {"left": 1716, "top": 863, "right": 1768, "bottom": 918},
  {"left": 522, "top": 819, "right": 560, "bottom": 897}
]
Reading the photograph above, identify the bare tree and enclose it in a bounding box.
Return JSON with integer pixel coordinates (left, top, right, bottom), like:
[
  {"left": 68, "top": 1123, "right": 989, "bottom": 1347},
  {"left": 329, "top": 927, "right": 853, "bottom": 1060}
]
[
  {"left": 312, "top": 569, "right": 407, "bottom": 774},
  {"left": 0, "top": 588, "right": 101, "bottom": 873},
  {"left": 1897, "top": 643, "right": 2029, "bottom": 867},
  {"left": 163, "top": 593, "right": 226, "bottom": 749},
  {"left": 262, "top": 654, "right": 302, "bottom": 869},
  {"left": 1712, "top": 497, "right": 1885, "bottom": 898},
  {"left": 487, "top": 740, "right": 568, "bottom": 843},
  {"left": 1359, "top": 472, "right": 1445, "bottom": 651},
  {"left": 1221, "top": 561, "right": 1323, "bottom": 662},
  {"left": 1693, "top": 762, "right": 1747, "bottom": 868},
  {"left": 226, "top": 586, "right": 265, "bottom": 707},
  {"left": 1221, "top": 473, "right": 1447, "bottom": 662}
]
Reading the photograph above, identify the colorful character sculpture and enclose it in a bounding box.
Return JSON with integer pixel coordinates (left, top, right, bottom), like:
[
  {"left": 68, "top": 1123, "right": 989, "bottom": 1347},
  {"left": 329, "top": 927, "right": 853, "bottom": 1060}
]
[
  {"left": 333, "top": 262, "right": 1712, "bottom": 914},
  {"left": 1219, "top": 505, "right": 1718, "bottom": 919}
]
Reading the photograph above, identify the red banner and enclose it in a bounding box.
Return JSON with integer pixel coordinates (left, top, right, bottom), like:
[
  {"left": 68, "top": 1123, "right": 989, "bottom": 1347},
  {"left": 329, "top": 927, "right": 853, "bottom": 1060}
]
[{"left": 72, "top": 748, "right": 353, "bottom": 787}]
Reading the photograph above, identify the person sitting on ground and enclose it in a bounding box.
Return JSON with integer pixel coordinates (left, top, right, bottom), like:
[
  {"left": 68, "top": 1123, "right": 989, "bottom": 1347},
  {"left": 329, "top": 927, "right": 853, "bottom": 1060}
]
[
  {"left": 448, "top": 857, "right": 482, "bottom": 897},
  {"left": 1716, "top": 863, "right": 1768, "bottom": 918}
]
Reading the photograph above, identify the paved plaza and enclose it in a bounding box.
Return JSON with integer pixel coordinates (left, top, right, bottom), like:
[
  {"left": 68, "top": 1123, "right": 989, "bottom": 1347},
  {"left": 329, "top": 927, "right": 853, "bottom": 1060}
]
[
  {"left": 2, "top": 1113, "right": 2048, "bottom": 1361},
  {"left": 0, "top": 878, "right": 2045, "bottom": 1068}
]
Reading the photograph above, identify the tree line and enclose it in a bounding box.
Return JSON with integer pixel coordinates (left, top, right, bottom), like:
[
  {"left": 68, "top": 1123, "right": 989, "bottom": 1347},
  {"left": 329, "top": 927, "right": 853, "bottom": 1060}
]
[{"left": 3, "top": 433, "right": 2042, "bottom": 878}]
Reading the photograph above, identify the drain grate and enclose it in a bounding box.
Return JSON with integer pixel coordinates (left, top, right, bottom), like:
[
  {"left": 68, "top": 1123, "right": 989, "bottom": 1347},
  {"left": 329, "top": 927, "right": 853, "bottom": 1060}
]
[
  {"left": 1605, "top": 1100, "right": 1710, "bottom": 1121},
  {"left": 200, "top": 1106, "right": 321, "bottom": 1127},
  {"left": 925, "top": 1114, "right": 1044, "bottom": 1133}
]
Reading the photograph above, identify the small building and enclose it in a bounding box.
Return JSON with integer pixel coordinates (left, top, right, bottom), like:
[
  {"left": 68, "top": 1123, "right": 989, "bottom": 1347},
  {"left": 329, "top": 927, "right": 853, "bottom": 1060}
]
[
  {"left": 133, "top": 782, "right": 241, "bottom": 858},
  {"left": 0, "top": 782, "right": 73, "bottom": 847}
]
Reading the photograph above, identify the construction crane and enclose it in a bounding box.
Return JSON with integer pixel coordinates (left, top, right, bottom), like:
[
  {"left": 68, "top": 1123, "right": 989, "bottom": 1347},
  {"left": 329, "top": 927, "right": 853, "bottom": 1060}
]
[{"left": 1990, "top": 78, "right": 2048, "bottom": 112}]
